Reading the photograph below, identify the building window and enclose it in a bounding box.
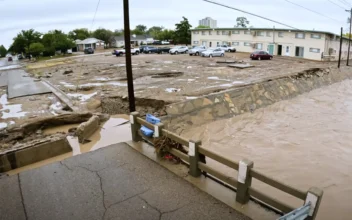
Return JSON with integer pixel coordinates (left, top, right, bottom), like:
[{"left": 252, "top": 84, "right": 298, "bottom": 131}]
[
  {"left": 193, "top": 41, "right": 199, "bottom": 44},
  {"left": 85, "top": 44, "right": 92, "bottom": 48},
  {"left": 202, "top": 31, "right": 206, "bottom": 35},
  {"left": 217, "top": 42, "right": 220, "bottom": 46},
  {"left": 217, "top": 31, "right": 220, "bottom": 35},
  {"left": 194, "top": 31, "right": 199, "bottom": 34},
  {"left": 278, "top": 32, "right": 284, "bottom": 37},
  {"left": 222, "top": 31, "right": 229, "bottom": 35},
  {"left": 311, "top": 34, "right": 321, "bottom": 39},
  {"left": 232, "top": 30, "right": 240, "bottom": 34},
  {"left": 295, "top": 33, "right": 305, "bottom": 39},
  {"left": 257, "top": 31, "right": 264, "bottom": 36},
  {"left": 286, "top": 46, "right": 289, "bottom": 53},
  {"left": 244, "top": 30, "right": 251, "bottom": 35},
  {"left": 309, "top": 48, "right": 320, "bottom": 53},
  {"left": 256, "top": 43, "right": 263, "bottom": 50},
  {"left": 232, "top": 42, "right": 239, "bottom": 46},
  {"left": 244, "top": 42, "right": 251, "bottom": 46},
  {"left": 266, "top": 32, "right": 272, "bottom": 37},
  {"left": 209, "top": 31, "right": 212, "bottom": 35}
]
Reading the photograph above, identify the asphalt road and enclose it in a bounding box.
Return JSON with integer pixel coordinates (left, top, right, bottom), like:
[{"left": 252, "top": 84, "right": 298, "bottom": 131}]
[{"left": 0, "top": 143, "right": 251, "bottom": 220}]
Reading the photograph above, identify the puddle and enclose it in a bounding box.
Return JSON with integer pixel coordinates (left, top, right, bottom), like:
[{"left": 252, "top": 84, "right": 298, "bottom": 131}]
[
  {"left": 187, "top": 66, "right": 192, "bottom": 69},
  {"left": 95, "top": 77, "right": 109, "bottom": 81},
  {"left": 186, "top": 96, "right": 198, "bottom": 100},
  {"left": 0, "top": 94, "right": 27, "bottom": 119},
  {"left": 164, "top": 61, "right": 173, "bottom": 64},
  {"left": 114, "top": 64, "right": 126, "bottom": 67},
  {"left": 67, "top": 92, "right": 97, "bottom": 101},
  {"left": 165, "top": 88, "right": 181, "bottom": 93},
  {"left": 59, "top": 81, "right": 75, "bottom": 88},
  {"left": 208, "top": 76, "right": 219, "bottom": 80},
  {"left": 147, "top": 68, "right": 163, "bottom": 71},
  {"left": 0, "top": 122, "right": 7, "bottom": 130},
  {"left": 0, "top": 64, "right": 21, "bottom": 71},
  {"left": 232, "top": 81, "right": 244, "bottom": 84},
  {"left": 148, "top": 86, "right": 158, "bottom": 89},
  {"left": 7, "top": 115, "right": 131, "bottom": 175}
]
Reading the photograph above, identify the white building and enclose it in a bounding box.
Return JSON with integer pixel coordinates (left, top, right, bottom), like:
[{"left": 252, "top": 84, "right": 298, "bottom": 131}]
[
  {"left": 111, "top": 35, "right": 154, "bottom": 48},
  {"left": 199, "top": 17, "right": 217, "bottom": 28},
  {"left": 76, "top": 38, "right": 105, "bottom": 51},
  {"left": 191, "top": 27, "right": 351, "bottom": 61}
]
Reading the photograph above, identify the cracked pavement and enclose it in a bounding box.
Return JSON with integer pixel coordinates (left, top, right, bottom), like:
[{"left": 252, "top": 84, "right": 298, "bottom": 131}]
[{"left": 0, "top": 143, "right": 251, "bottom": 220}]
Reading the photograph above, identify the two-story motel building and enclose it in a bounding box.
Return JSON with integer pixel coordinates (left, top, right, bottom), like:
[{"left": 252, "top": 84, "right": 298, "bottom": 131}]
[{"left": 191, "top": 27, "right": 351, "bottom": 61}]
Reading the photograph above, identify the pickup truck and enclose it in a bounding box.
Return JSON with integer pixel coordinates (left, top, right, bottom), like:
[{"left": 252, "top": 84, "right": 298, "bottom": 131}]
[
  {"left": 157, "top": 47, "right": 171, "bottom": 54},
  {"left": 113, "top": 48, "right": 140, "bottom": 56},
  {"left": 189, "top": 46, "right": 207, "bottom": 56},
  {"left": 218, "top": 45, "right": 236, "bottom": 52}
]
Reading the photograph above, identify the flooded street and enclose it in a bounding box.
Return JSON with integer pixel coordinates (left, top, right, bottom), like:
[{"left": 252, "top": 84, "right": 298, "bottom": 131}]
[{"left": 183, "top": 79, "right": 352, "bottom": 219}]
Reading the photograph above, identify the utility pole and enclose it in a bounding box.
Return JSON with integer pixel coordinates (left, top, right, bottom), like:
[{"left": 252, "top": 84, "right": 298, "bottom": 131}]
[
  {"left": 123, "top": 0, "right": 136, "bottom": 112},
  {"left": 346, "top": 9, "right": 352, "bottom": 66},
  {"left": 338, "top": 27, "right": 343, "bottom": 68}
]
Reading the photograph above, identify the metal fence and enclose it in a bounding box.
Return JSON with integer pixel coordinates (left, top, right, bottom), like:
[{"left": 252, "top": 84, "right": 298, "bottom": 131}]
[{"left": 130, "top": 112, "right": 323, "bottom": 219}]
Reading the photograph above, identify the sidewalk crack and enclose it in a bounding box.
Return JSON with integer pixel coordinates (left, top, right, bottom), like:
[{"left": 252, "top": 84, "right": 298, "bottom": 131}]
[{"left": 18, "top": 174, "right": 28, "bottom": 220}]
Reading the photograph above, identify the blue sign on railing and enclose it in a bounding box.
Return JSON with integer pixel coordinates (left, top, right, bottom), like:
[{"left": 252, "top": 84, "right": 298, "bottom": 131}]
[{"left": 278, "top": 202, "right": 311, "bottom": 220}]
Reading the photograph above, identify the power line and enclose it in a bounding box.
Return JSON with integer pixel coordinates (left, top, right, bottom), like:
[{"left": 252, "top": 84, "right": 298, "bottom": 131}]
[
  {"left": 203, "top": 0, "right": 301, "bottom": 30},
  {"left": 91, "top": 0, "right": 101, "bottom": 29},
  {"left": 338, "top": 0, "right": 352, "bottom": 7},
  {"left": 283, "top": 0, "right": 342, "bottom": 23},
  {"left": 327, "top": 0, "right": 348, "bottom": 10}
]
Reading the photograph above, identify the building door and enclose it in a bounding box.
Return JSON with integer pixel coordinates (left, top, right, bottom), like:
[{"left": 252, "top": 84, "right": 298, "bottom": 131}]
[
  {"left": 277, "top": 45, "right": 282, "bottom": 56},
  {"left": 268, "top": 44, "right": 274, "bottom": 55},
  {"left": 295, "top": 47, "right": 304, "bottom": 57},
  {"left": 209, "top": 42, "right": 212, "bottom": 47}
]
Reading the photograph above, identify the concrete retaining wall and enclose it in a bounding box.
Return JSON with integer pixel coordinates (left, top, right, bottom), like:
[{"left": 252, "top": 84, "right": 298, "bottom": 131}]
[{"left": 163, "top": 67, "right": 352, "bottom": 133}]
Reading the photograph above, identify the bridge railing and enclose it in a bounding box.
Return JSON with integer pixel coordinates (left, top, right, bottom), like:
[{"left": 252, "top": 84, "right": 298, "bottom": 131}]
[{"left": 130, "top": 112, "right": 323, "bottom": 219}]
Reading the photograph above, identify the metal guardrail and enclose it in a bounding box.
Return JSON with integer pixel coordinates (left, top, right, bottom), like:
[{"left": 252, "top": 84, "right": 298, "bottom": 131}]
[{"left": 130, "top": 112, "right": 323, "bottom": 219}]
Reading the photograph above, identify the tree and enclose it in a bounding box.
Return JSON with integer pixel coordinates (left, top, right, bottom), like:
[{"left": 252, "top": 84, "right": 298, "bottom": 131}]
[
  {"left": 196, "top": 25, "right": 210, "bottom": 28},
  {"left": 155, "top": 29, "right": 175, "bottom": 41},
  {"left": 28, "top": 43, "right": 44, "bottom": 57},
  {"left": 0, "top": 45, "right": 7, "bottom": 57},
  {"left": 42, "top": 30, "right": 75, "bottom": 54},
  {"left": 11, "top": 29, "right": 41, "bottom": 54},
  {"left": 114, "top": 29, "right": 124, "bottom": 36},
  {"left": 135, "top": 25, "right": 147, "bottom": 34},
  {"left": 68, "top": 28, "right": 90, "bottom": 40},
  {"left": 236, "top": 17, "right": 250, "bottom": 28},
  {"left": 147, "top": 26, "right": 164, "bottom": 38},
  {"left": 174, "top": 17, "right": 192, "bottom": 45},
  {"left": 93, "top": 28, "right": 113, "bottom": 47}
]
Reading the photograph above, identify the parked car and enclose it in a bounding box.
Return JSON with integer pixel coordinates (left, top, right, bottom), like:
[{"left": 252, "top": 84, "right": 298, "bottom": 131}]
[
  {"left": 157, "top": 47, "right": 171, "bottom": 54},
  {"left": 161, "top": 41, "right": 170, "bottom": 45},
  {"left": 67, "top": 49, "right": 73, "bottom": 54},
  {"left": 84, "top": 48, "right": 94, "bottom": 54},
  {"left": 139, "top": 45, "right": 148, "bottom": 53},
  {"left": 250, "top": 50, "right": 273, "bottom": 60},
  {"left": 17, "top": 54, "right": 24, "bottom": 59},
  {"left": 218, "top": 45, "right": 236, "bottom": 52},
  {"left": 152, "top": 40, "right": 162, "bottom": 45},
  {"left": 201, "top": 48, "right": 225, "bottom": 58},
  {"left": 169, "top": 46, "right": 189, "bottom": 55},
  {"left": 189, "top": 46, "right": 207, "bottom": 56},
  {"left": 143, "top": 46, "right": 159, "bottom": 54},
  {"left": 114, "top": 48, "right": 140, "bottom": 56}
]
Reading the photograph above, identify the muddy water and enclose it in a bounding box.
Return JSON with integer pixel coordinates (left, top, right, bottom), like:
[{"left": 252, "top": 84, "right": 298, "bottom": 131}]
[
  {"left": 7, "top": 115, "right": 131, "bottom": 175},
  {"left": 183, "top": 80, "right": 352, "bottom": 220}
]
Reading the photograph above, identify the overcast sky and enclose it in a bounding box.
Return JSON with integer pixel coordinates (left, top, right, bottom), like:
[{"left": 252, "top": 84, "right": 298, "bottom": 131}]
[{"left": 0, "top": 0, "right": 351, "bottom": 48}]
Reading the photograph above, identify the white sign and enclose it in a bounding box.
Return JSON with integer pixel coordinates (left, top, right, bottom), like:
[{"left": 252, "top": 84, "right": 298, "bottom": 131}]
[
  {"left": 238, "top": 161, "right": 248, "bottom": 184},
  {"left": 188, "top": 142, "right": 195, "bottom": 157}
]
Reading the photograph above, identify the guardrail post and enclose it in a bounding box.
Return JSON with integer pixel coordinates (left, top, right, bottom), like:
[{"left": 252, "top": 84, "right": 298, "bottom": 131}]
[
  {"left": 153, "top": 123, "right": 164, "bottom": 138},
  {"left": 236, "top": 159, "right": 254, "bottom": 204},
  {"left": 188, "top": 140, "right": 202, "bottom": 177},
  {"left": 130, "top": 112, "right": 142, "bottom": 142},
  {"left": 304, "top": 187, "right": 323, "bottom": 220}
]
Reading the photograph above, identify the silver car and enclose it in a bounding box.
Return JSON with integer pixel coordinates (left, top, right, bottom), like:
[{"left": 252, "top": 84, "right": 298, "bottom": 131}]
[
  {"left": 189, "top": 46, "right": 207, "bottom": 56},
  {"left": 201, "top": 48, "right": 225, "bottom": 58},
  {"left": 169, "top": 46, "right": 189, "bottom": 55}
]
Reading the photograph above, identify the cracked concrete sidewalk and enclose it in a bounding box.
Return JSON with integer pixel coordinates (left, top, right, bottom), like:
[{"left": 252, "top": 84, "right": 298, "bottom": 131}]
[{"left": 0, "top": 142, "right": 251, "bottom": 220}]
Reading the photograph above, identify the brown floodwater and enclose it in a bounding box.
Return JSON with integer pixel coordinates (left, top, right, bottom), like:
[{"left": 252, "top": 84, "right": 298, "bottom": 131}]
[{"left": 183, "top": 80, "right": 352, "bottom": 220}]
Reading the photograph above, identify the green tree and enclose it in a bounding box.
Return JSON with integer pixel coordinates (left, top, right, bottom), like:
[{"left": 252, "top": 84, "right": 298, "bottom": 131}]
[
  {"left": 147, "top": 26, "right": 164, "bottom": 38},
  {"left": 155, "top": 29, "right": 175, "bottom": 41},
  {"left": 196, "top": 25, "right": 210, "bottom": 28},
  {"left": 68, "top": 28, "right": 90, "bottom": 40},
  {"left": 9, "top": 35, "right": 26, "bottom": 54},
  {"left": 93, "top": 28, "right": 113, "bottom": 47},
  {"left": 235, "top": 17, "right": 250, "bottom": 28},
  {"left": 11, "top": 29, "right": 41, "bottom": 54},
  {"left": 42, "top": 30, "right": 75, "bottom": 54},
  {"left": 114, "top": 29, "right": 124, "bottom": 36},
  {"left": 0, "top": 45, "right": 7, "bottom": 57},
  {"left": 135, "top": 25, "right": 147, "bottom": 34},
  {"left": 28, "top": 43, "right": 44, "bottom": 57},
  {"left": 174, "top": 17, "right": 192, "bottom": 45}
]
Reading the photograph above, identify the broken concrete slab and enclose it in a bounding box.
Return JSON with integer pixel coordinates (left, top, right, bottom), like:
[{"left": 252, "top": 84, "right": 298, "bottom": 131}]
[
  {"left": 228, "top": 64, "right": 254, "bottom": 69},
  {"left": 7, "top": 69, "right": 51, "bottom": 99},
  {"left": 0, "top": 72, "right": 8, "bottom": 87},
  {"left": 76, "top": 115, "right": 100, "bottom": 143},
  {"left": 216, "top": 60, "right": 237, "bottom": 64}
]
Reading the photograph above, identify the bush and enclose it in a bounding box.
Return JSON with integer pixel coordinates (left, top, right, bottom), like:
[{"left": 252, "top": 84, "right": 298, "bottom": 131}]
[
  {"left": 43, "top": 47, "right": 56, "bottom": 56},
  {"left": 28, "top": 43, "right": 44, "bottom": 57}
]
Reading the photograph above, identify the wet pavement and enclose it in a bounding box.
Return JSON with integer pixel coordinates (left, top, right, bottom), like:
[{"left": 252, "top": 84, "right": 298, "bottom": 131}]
[
  {"left": 0, "top": 142, "right": 250, "bottom": 220},
  {"left": 183, "top": 79, "right": 352, "bottom": 220}
]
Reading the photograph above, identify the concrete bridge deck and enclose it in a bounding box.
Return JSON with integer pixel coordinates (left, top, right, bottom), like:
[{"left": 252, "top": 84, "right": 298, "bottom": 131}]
[{"left": 0, "top": 142, "right": 250, "bottom": 220}]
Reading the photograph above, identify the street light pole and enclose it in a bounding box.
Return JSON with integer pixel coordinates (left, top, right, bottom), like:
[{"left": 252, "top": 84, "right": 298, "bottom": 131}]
[
  {"left": 123, "top": 0, "right": 136, "bottom": 112},
  {"left": 346, "top": 9, "right": 352, "bottom": 66}
]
